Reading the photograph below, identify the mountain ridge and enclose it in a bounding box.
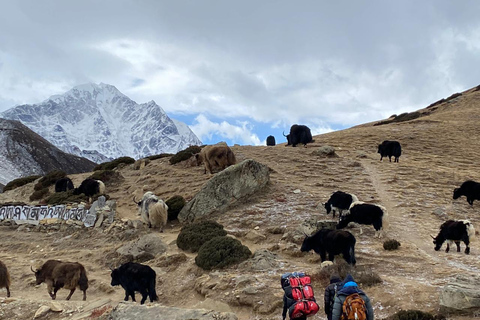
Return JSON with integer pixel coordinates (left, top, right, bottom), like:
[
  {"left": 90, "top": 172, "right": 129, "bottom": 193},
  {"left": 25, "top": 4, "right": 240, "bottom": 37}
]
[{"left": 1, "top": 83, "right": 202, "bottom": 162}]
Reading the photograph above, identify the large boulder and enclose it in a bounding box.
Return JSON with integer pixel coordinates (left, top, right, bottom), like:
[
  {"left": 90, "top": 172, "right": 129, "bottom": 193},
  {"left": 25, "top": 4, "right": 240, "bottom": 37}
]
[
  {"left": 110, "top": 303, "right": 238, "bottom": 320},
  {"left": 178, "top": 159, "right": 270, "bottom": 222},
  {"left": 440, "top": 274, "right": 480, "bottom": 311},
  {"left": 116, "top": 234, "right": 168, "bottom": 262}
]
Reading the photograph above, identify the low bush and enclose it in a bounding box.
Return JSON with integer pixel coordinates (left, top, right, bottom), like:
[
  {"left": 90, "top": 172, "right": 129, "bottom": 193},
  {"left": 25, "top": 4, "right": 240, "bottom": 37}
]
[
  {"left": 94, "top": 157, "right": 135, "bottom": 171},
  {"left": 195, "top": 236, "right": 252, "bottom": 270},
  {"left": 177, "top": 220, "right": 227, "bottom": 252},
  {"left": 388, "top": 310, "right": 438, "bottom": 320},
  {"left": 166, "top": 195, "right": 186, "bottom": 221},
  {"left": 311, "top": 259, "right": 382, "bottom": 287},
  {"left": 45, "top": 190, "right": 88, "bottom": 205},
  {"left": 87, "top": 170, "right": 123, "bottom": 185},
  {"left": 169, "top": 146, "right": 202, "bottom": 165},
  {"left": 4, "top": 175, "right": 42, "bottom": 192},
  {"left": 34, "top": 171, "right": 66, "bottom": 191},
  {"left": 30, "top": 188, "right": 49, "bottom": 201},
  {"left": 147, "top": 153, "right": 173, "bottom": 161},
  {"left": 383, "top": 239, "right": 401, "bottom": 251},
  {"left": 374, "top": 112, "right": 421, "bottom": 126}
]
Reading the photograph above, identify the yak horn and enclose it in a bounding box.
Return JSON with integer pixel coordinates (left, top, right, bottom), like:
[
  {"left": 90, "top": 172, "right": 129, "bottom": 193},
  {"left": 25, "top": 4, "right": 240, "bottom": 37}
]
[
  {"left": 430, "top": 235, "right": 436, "bottom": 239},
  {"left": 133, "top": 196, "right": 139, "bottom": 205},
  {"left": 283, "top": 131, "right": 287, "bottom": 137},
  {"left": 30, "top": 266, "right": 36, "bottom": 273}
]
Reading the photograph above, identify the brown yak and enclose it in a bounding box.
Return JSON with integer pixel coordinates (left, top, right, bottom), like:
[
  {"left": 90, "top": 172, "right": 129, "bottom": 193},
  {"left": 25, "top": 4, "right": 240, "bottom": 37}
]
[{"left": 196, "top": 142, "right": 236, "bottom": 174}]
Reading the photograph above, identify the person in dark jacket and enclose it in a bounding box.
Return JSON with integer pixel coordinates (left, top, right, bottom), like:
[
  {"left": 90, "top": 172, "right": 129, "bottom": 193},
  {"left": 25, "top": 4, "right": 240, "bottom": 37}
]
[
  {"left": 331, "top": 274, "right": 374, "bottom": 320},
  {"left": 324, "top": 275, "right": 342, "bottom": 320}
]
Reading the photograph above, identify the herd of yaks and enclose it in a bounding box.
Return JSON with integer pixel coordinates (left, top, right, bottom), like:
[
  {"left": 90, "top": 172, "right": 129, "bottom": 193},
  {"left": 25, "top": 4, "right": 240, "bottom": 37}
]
[
  {"left": 0, "top": 127, "right": 480, "bottom": 303},
  {"left": 299, "top": 138, "right": 479, "bottom": 268}
]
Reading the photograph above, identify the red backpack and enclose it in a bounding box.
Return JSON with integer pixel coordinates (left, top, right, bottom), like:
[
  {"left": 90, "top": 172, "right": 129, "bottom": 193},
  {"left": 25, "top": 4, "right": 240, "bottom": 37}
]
[{"left": 281, "top": 272, "right": 319, "bottom": 319}]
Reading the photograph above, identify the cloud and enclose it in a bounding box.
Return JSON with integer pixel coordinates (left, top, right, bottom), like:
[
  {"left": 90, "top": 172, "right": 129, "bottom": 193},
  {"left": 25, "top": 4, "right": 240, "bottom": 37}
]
[
  {"left": 2, "top": 1, "right": 480, "bottom": 145},
  {"left": 190, "top": 114, "right": 262, "bottom": 146}
]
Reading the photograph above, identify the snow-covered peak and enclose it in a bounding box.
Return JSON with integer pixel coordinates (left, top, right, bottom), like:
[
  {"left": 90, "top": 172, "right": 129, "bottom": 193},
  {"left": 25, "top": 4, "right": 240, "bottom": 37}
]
[{"left": 2, "top": 83, "right": 202, "bottom": 163}]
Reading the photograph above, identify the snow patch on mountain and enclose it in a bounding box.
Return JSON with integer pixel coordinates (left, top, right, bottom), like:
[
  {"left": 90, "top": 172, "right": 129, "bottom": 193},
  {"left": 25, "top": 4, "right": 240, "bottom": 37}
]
[{"left": 1, "top": 83, "right": 202, "bottom": 162}]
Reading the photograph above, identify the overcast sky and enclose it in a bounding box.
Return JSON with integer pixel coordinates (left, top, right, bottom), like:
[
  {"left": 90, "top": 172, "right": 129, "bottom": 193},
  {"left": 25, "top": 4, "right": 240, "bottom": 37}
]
[{"left": 1, "top": 1, "right": 479, "bottom": 146}]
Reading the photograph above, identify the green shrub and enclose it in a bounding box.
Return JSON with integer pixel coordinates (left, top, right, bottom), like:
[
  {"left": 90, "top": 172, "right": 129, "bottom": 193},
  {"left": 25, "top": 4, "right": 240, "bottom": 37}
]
[
  {"left": 94, "top": 157, "right": 135, "bottom": 171},
  {"left": 166, "top": 195, "right": 186, "bottom": 221},
  {"left": 4, "top": 175, "right": 42, "bottom": 192},
  {"left": 374, "top": 111, "right": 421, "bottom": 126},
  {"left": 34, "top": 171, "right": 66, "bottom": 191},
  {"left": 169, "top": 145, "right": 202, "bottom": 165},
  {"left": 87, "top": 170, "right": 123, "bottom": 185},
  {"left": 45, "top": 190, "right": 88, "bottom": 205},
  {"left": 177, "top": 220, "right": 227, "bottom": 252},
  {"left": 195, "top": 236, "right": 252, "bottom": 270},
  {"left": 30, "top": 188, "right": 49, "bottom": 201},
  {"left": 311, "top": 259, "right": 381, "bottom": 287},
  {"left": 388, "top": 310, "right": 437, "bottom": 320},
  {"left": 383, "top": 239, "right": 401, "bottom": 251},
  {"left": 147, "top": 153, "right": 173, "bottom": 161}
]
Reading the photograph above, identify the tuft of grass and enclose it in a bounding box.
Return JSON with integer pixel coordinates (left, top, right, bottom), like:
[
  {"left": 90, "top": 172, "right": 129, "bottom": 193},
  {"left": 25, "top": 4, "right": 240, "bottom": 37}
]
[
  {"left": 383, "top": 239, "right": 401, "bottom": 251},
  {"left": 169, "top": 146, "right": 202, "bottom": 165},
  {"left": 388, "top": 310, "right": 439, "bottom": 320},
  {"left": 4, "top": 175, "right": 42, "bottom": 192},
  {"left": 374, "top": 112, "right": 421, "bottom": 126},
  {"left": 195, "top": 236, "right": 252, "bottom": 270},
  {"left": 34, "top": 170, "right": 66, "bottom": 191},
  {"left": 94, "top": 157, "right": 135, "bottom": 171},
  {"left": 87, "top": 170, "right": 123, "bottom": 185},
  {"left": 30, "top": 188, "right": 49, "bottom": 201},
  {"left": 147, "top": 153, "right": 173, "bottom": 161},
  {"left": 165, "top": 195, "right": 186, "bottom": 221},
  {"left": 177, "top": 220, "right": 227, "bottom": 252},
  {"left": 45, "top": 190, "right": 88, "bottom": 205}
]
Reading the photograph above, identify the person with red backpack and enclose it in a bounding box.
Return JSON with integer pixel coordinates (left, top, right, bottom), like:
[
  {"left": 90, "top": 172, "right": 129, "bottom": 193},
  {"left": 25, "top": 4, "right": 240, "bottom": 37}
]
[
  {"left": 331, "top": 274, "right": 374, "bottom": 320},
  {"left": 281, "top": 272, "right": 319, "bottom": 320}
]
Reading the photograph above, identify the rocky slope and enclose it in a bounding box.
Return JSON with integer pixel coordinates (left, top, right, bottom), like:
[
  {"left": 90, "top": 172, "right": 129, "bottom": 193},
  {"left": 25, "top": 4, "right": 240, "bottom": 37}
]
[
  {"left": 0, "top": 85, "right": 480, "bottom": 319},
  {"left": 1, "top": 83, "right": 202, "bottom": 162},
  {"left": 0, "top": 119, "right": 95, "bottom": 186}
]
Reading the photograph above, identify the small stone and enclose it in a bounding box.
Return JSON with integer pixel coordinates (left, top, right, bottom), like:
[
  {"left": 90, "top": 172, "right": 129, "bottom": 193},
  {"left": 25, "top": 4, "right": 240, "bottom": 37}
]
[
  {"left": 50, "top": 301, "right": 63, "bottom": 312},
  {"left": 34, "top": 305, "right": 50, "bottom": 319},
  {"left": 293, "top": 189, "right": 301, "bottom": 194},
  {"left": 254, "top": 226, "right": 260, "bottom": 230}
]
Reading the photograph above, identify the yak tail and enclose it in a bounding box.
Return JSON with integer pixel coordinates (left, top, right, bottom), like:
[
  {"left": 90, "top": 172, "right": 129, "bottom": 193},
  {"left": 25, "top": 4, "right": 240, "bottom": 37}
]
[
  {"left": 97, "top": 180, "right": 106, "bottom": 195},
  {"left": 149, "top": 278, "right": 158, "bottom": 301},
  {"left": 464, "top": 221, "right": 475, "bottom": 240},
  {"left": 350, "top": 245, "right": 356, "bottom": 266}
]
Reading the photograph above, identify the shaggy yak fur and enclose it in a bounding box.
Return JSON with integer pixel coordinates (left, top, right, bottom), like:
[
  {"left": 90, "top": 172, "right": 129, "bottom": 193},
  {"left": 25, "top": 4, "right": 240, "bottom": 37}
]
[
  {"left": 136, "top": 191, "right": 168, "bottom": 230},
  {"left": 32, "top": 260, "right": 88, "bottom": 301},
  {"left": 110, "top": 262, "right": 158, "bottom": 304},
  {"left": 0, "top": 260, "right": 11, "bottom": 297},
  {"left": 196, "top": 142, "right": 236, "bottom": 174}
]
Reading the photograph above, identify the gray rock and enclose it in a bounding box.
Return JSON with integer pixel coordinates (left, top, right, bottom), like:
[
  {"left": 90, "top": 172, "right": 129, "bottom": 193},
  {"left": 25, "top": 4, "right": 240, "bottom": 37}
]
[
  {"left": 433, "top": 207, "right": 447, "bottom": 217},
  {"left": 238, "top": 249, "right": 280, "bottom": 271},
  {"left": 110, "top": 303, "right": 238, "bottom": 320},
  {"left": 116, "top": 234, "right": 167, "bottom": 261},
  {"left": 312, "top": 145, "right": 337, "bottom": 157},
  {"left": 94, "top": 212, "right": 104, "bottom": 228},
  {"left": 440, "top": 274, "right": 480, "bottom": 311},
  {"left": 244, "top": 230, "right": 267, "bottom": 244},
  {"left": 178, "top": 159, "right": 270, "bottom": 222},
  {"left": 98, "top": 196, "right": 106, "bottom": 208}
]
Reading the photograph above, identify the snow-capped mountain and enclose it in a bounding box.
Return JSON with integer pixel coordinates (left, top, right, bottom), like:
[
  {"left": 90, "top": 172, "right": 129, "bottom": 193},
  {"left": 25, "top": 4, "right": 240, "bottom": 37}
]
[
  {"left": 1, "top": 83, "right": 202, "bottom": 162},
  {"left": 0, "top": 119, "right": 96, "bottom": 186}
]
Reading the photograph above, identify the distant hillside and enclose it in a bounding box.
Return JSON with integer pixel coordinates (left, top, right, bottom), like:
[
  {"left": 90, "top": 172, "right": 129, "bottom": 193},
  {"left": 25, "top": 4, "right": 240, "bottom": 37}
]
[{"left": 0, "top": 118, "right": 96, "bottom": 186}]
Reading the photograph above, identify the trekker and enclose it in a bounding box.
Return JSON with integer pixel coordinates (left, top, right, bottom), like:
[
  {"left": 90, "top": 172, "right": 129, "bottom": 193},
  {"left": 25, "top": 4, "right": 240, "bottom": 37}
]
[
  {"left": 324, "top": 275, "right": 342, "bottom": 320},
  {"left": 331, "top": 274, "right": 374, "bottom": 320}
]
